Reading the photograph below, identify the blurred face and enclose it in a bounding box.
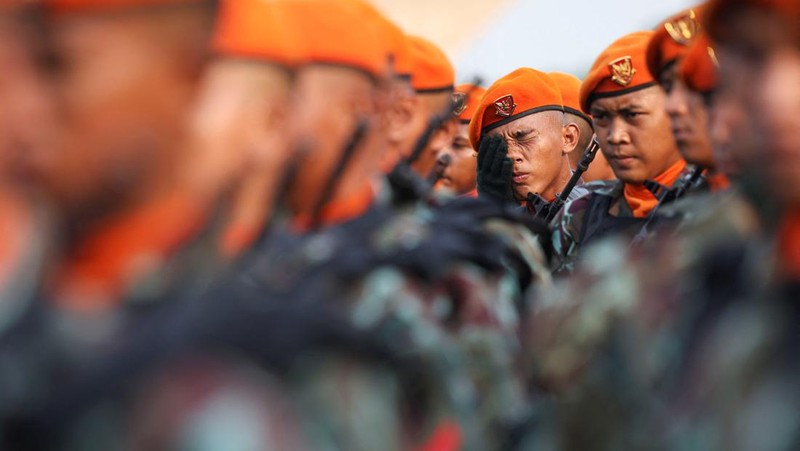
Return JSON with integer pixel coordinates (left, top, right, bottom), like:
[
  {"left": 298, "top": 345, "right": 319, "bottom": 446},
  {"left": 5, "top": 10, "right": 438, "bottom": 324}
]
[
  {"left": 590, "top": 86, "right": 681, "bottom": 184},
  {"left": 0, "top": 15, "right": 57, "bottom": 192},
  {"left": 187, "top": 60, "right": 293, "bottom": 201},
  {"left": 407, "top": 92, "right": 456, "bottom": 178},
  {"left": 661, "top": 64, "right": 715, "bottom": 168},
  {"left": 486, "top": 111, "right": 572, "bottom": 201},
  {"left": 435, "top": 122, "right": 476, "bottom": 195},
  {"left": 717, "top": 7, "right": 800, "bottom": 205},
  {"left": 287, "top": 65, "right": 379, "bottom": 216},
  {"left": 46, "top": 11, "right": 204, "bottom": 216}
]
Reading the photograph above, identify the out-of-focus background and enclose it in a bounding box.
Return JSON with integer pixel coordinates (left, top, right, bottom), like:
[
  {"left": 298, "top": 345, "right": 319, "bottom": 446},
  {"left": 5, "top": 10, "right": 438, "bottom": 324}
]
[{"left": 372, "top": 0, "right": 696, "bottom": 82}]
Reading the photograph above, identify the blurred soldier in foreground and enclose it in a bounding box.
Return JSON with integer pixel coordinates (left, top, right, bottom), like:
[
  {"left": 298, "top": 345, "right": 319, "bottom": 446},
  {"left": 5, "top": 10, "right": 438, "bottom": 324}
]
[
  {"left": 434, "top": 83, "right": 485, "bottom": 197},
  {"left": 0, "top": 0, "right": 224, "bottom": 441},
  {"left": 551, "top": 31, "right": 687, "bottom": 272},
  {"left": 385, "top": 35, "right": 457, "bottom": 181},
  {"left": 549, "top": 72, "right": 616, "bottom": 183},
  {"left": 0, "top": 2, "right": 57, "bottom": 315},
  {"left": 192, "top": 0, "right": 302, "bottom": 258}
]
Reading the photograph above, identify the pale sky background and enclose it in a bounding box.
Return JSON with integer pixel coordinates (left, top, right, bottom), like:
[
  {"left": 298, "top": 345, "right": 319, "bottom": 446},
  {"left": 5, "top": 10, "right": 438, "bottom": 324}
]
[{"left": 372, "top": 0, "right": 697, "bottom": 85}]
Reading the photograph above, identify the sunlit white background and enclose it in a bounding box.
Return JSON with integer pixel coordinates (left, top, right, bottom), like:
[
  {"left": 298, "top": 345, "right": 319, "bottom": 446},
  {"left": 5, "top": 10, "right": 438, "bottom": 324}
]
[{"left": 373, "top": 0, "right": 697, "bottom": 84}]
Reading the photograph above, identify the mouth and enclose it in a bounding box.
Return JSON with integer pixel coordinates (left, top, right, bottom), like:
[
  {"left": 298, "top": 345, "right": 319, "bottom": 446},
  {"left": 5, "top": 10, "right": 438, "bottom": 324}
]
[
  {"left": 512, "top": 173, "right": 529, "bottom": 184},
  {"left": 610, "top": 156, "right": 637, "bottom": 167}
]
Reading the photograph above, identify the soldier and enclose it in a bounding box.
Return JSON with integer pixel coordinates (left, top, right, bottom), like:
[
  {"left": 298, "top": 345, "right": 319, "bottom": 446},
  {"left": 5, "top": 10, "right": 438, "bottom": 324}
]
[
  {"left": 40, "top": 0, "right": 221, "bottom": 312},
  {"left": 548, "top": 72, "right": 616, "bottom": 183},
  {"left": 189, "top": 0, "right": 303, "bottom": 258},
  {"left": 434, "top": 83, "right": 486, "bottom": 197},
  {"left": 646, "top": 6, "right": 731, "bottom": 193},
  {"left": 469, "top": 68, "right": 583, "bottom": 218},
  {"left": 390, "top": 35, "right": 457, "bottom": 180},
  {"left": 0, "top": 0, "right": 225, "bottom": 439},
  {"left": 0, "top": 2, "right": 57, "bottom": 311},
  {"left": 551, "top": 31, "right": 688, "bottom": 272}
]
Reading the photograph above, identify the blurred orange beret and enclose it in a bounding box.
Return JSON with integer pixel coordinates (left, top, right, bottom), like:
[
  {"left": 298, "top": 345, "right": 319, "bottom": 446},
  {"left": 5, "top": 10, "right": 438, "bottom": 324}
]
[
  {"left": 212, "top": 0, "right": 303, "bottom": 68},
  {"left": 0, "top": 0, "right": 36, "bottom": 10},
  {"left": 46, "top": 0, "right": 201, "bottom": 15},
  {"left": 706, "top": 0, "right": 799, "bottom": 42},
  {"left": 468, "top": 68, "right": 564, "bottom": 150},
  {"left": 678, "top": 35, "right": 719, "bottom": 94},
  {"left": 407, "top": 35, "right": 455, "bottom": 93},
  {"left": 291, "top": 0, "right": 393, "bottom": 79},
  {"left": 548, "top": 71, "right": 592, "bottom": 127},
  {"left": 646, "top": 6, "right": 705, "bottom": 79},
  {"left": 452, "top": 83, "right": 486, "bottom": 123},
  {"left": 580, "top": 31, "right": 656, "bottom": 113},
  {"left": 381, "top": 19, "right": 413, "bottom": 79}
]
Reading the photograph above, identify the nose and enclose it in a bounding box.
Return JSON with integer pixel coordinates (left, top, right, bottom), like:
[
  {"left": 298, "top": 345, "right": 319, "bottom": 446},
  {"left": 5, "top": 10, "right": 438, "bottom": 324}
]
[
  {"left": 505, "top": 141, "right": 524, "bottom": 163},
  {"left": 606, "top": 117, "right": 630, "bottom": 146}
]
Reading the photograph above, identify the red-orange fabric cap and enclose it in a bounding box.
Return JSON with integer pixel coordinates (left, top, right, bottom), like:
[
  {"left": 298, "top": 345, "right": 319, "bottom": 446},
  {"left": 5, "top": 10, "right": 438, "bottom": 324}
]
[
  {"left": 548, "top": 71, "right": 592, "bottom": 127},
  {"left": 580, "top": 31, "right": 657, "bottom": 113},
  {"left": 646, "top": 5, "right": 705, "bottom": 79},
  {"left": 46, "top": 0, "right": 200, "bottom": 15},
  {"left": 212, "top": 0, "right": 303, "bottom": 67},
  {"left": 290, "top": 0, "right": 393, "bottom": 79},
  {"left": 468, "top": 68, "right": 564, "bottom": 150},
  {"left": 380, "top": 18, "right": 413, "bottom": 79},
  {"left": 678, "top": 34, "right": 719, "bottom": 93},
  {"left": 453, "top": 83, "right": 487, "bottom": 123},
  {"left": 407, "top": 35, "right": 455, "bottom": 93}
]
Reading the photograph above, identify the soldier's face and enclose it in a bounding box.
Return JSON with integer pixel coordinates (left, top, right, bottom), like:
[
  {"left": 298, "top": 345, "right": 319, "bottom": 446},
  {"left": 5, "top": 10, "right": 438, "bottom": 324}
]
[
  {"left": 45, "top": 12, "right": 203, "bottom": 217},
  {"left": 187, "top": 60, "right": 293, "bottom": 199},
  {"left": 0, "top": 14, "right": 58, "bottom": 193},
  {"left": 435, "top": 123, "right": 476, "bottom": 195},
  {"left": 662, "top": 65, "right": 715, "bottom": 168},
  {"left": 486, "top": 111, "right": 569, "bottom": 201},
  {"left": 287, "top": 65, "right": 379, "bottom": 217},
  {"left": 590, "top": 86, "right": 682, "bottom": 184},
  {"left": 406, "top": 91, "right": 456, "bottom": 178},
  {"left": 718, "top": 7, "right": 800, "bottom": 205}
]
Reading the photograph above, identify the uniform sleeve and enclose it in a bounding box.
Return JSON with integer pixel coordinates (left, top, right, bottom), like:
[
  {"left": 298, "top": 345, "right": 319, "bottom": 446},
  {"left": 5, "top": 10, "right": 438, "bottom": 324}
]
[{"left": 550, "top": 193, "right": 592, "bottom": 274}]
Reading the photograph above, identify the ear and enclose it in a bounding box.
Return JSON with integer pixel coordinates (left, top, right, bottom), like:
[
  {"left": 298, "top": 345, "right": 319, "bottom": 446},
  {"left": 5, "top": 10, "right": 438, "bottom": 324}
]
[
  {"left": 428, "top": 117, "right": 458, "bottom": 153},
  {"left": 562, "top": 122, "right": 580, "bottom": 155}
]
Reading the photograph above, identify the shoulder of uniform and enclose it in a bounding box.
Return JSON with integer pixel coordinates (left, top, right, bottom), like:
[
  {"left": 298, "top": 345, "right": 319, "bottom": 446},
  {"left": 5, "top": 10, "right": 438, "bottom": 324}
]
[{"left": 583, "top": 179, "right": 621, "bottom": 196}]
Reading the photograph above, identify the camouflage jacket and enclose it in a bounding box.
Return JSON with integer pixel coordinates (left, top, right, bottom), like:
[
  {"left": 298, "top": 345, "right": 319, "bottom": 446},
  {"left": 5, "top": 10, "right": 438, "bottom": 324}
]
[
  {"left": 517, "top": 189, "right": 795, "bottom": 450},
  {"left": 551, "top": 167, "right": 696, "bottom": 274}
]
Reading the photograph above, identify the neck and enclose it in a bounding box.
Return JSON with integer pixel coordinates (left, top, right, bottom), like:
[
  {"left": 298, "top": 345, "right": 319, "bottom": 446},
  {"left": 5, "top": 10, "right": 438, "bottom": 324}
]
[{"left": 542, "top": 157, "right": 574, "bottom": 202}]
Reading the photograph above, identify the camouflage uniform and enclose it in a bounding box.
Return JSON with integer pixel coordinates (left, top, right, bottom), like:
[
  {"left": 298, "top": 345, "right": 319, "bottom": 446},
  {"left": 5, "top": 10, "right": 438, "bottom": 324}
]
[
  {"left": 517, "top": 186, "right": 798, "bottom": 450},
  {"left": 551, "top": 167, "right": 695, "bottom": 273}
]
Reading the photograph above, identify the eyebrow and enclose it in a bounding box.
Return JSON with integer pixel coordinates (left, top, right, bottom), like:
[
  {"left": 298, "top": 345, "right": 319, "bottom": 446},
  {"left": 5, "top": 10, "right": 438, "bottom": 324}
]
[{"left": 592, "top": 103, "right": 646, "bottom": 113}]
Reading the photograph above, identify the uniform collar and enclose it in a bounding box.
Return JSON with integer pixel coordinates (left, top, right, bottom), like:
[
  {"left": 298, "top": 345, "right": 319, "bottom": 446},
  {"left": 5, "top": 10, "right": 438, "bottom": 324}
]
[
  {"left": 623, "top": 159, "right": 687, "bottom": 218},
  {"left": 291, "top": 182, "right": 377, "bottom": 233},
  {"left": 49, "top": 191, "right": 207, "bottom": 312}
]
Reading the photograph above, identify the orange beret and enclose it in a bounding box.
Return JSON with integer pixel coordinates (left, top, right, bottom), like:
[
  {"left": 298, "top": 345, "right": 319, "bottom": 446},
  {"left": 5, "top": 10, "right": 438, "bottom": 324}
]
[
  {"left": 45, "top": 0, "right": 201, "bottom": 15},
  {"left": 548, "top": 71, "right": 592, "bottom": 127},
  {"left": 678, "top": 35, "right": 719, "bottom": 94},
  {"left": 705, "top": 0, "right": 799, "bottom": 42},
  {"left": 452, "top": 83, "right": 486, "bottom": 124},
  {"left": 291, "top": 0, "right": 392, "bottom": 79},
  {"left": 468, "top": 68, "right": 564, "bottom": 150},
  {"left": 407, "top": 35, "right": 455, "bottom": 93},
  {"left": 646, "top": 6, "right": 705, "bottom": 79},
  {"left": 380, "top": 19, "right": 413, "bottom": 79},
  {"left": 580, "top": 31, "right": 657, "bottom": 113},
  {"left": 212, "top": 0, "right": 303, "bottom": 68}
]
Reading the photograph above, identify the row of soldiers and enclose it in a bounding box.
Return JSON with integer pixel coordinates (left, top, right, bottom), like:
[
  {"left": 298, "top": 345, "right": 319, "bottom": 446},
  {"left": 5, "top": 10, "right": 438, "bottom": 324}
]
[{"left": 0, "top": 0, "right": 797, "bottom": 449}]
